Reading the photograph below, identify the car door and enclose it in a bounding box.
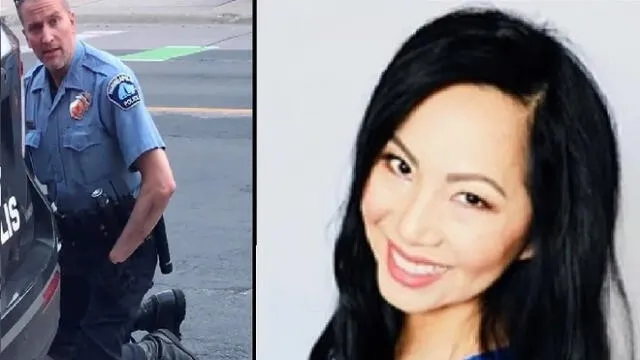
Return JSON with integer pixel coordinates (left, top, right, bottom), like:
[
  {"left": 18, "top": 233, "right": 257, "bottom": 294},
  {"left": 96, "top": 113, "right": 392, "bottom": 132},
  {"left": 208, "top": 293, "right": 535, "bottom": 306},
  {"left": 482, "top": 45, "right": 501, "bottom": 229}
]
[{"left": 0, "top": 21, "right": 60, "bottom": 358}]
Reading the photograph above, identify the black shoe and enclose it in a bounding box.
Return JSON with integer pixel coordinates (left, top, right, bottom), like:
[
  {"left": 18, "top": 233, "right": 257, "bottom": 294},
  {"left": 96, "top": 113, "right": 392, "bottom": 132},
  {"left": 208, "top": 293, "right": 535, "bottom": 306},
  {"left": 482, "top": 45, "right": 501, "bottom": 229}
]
[
  {"left": 137, "top": 329, "right": 198, "bottom": 360},
  {"left": 134, "top": 289, "right": 186, "bottom": 339}
]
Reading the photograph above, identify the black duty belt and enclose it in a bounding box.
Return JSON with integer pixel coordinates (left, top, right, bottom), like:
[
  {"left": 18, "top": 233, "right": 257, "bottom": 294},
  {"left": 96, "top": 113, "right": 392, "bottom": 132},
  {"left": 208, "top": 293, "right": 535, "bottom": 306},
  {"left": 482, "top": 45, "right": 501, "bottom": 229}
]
[{"left": 54, "top": 192, "right": 173, "bottom": 274}]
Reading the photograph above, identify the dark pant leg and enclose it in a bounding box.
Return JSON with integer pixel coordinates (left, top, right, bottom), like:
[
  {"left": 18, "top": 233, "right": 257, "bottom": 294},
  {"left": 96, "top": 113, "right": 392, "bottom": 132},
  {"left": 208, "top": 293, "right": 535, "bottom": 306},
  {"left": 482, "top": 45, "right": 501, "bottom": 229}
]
[
  {"left": 47, "top": 274, "right": 91, "bottom": 360},
  {"left": 48, "top": 241, "right": 93, "bottom": 360},
  {"left": 72, "top": 239, "right": 158, "bottom": 360}
]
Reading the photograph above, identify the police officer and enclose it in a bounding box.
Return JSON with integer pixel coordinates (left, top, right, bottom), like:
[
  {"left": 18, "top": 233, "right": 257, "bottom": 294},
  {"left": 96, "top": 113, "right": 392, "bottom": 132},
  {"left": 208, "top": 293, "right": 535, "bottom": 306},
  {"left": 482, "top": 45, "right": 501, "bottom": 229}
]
[{"left": 17, "top": 0, "right": 198, "bottom": 359}]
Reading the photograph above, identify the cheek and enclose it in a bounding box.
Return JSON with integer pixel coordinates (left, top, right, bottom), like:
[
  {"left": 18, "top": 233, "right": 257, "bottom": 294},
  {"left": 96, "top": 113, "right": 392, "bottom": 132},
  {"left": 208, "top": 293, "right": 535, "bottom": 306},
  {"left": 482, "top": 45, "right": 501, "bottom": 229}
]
[
  {"left": 361, "top": 167, "right": 396, "bottom": 224},
  {"left": 449, "top": 216, "right": 527, "bottom": 274},
  {"left": 361, "top": 168, "right": 397, "bottom": 259},
  {"left": 26, "top": 35, "right": 37, "bottom": 47},
  {"left": 457, "top": 241, "right": 510, "bottom": 272}
]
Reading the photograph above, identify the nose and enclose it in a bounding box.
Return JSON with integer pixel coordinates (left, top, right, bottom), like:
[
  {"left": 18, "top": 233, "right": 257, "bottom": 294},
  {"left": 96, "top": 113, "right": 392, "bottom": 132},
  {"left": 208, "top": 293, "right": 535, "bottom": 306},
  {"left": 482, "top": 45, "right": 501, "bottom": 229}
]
[
  {"left": 397, "top": 190, "right": 443, "bottom": 247},
  {"left": 41, "top": 25, "right": 54, "bottom": 44}
]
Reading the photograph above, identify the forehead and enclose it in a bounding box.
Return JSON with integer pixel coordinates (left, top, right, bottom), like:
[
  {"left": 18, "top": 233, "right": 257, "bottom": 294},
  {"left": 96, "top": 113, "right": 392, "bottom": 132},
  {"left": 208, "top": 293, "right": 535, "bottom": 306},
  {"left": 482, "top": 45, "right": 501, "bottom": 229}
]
[
  {"left": 395, "top": 84, "right": 531, "bottom": 176},
  {"left": 20, "top": 0, "right": 67, "bottom": 22}
]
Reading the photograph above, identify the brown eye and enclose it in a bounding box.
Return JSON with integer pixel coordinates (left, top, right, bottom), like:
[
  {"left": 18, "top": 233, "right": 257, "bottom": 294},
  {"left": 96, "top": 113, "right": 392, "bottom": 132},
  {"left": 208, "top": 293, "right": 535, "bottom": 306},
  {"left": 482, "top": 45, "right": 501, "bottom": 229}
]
[
  {"left": 390, "top": 158, "right": 411, "bottom": 175},
  {"left": 465, "top": 193, "right": 482, "bottom": 206},
  {"left": 381, "top": 153, "right": 412, "bottom": 179},
  {"left": 453, "top": 192, "right": 491, "bottom": 210}
]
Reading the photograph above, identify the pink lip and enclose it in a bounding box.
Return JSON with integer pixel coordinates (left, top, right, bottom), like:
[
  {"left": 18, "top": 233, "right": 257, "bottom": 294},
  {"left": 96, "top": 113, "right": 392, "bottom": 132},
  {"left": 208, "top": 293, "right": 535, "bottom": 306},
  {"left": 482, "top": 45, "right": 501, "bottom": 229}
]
[
  {"left": 388, "top": 240, "right": 447, "bottom": 266},
  {"left": 386, "top": 240, "right": 448, "bottom": 289},
  {"left": 43, "top": 48, "right": 60, "bottom": 56}
]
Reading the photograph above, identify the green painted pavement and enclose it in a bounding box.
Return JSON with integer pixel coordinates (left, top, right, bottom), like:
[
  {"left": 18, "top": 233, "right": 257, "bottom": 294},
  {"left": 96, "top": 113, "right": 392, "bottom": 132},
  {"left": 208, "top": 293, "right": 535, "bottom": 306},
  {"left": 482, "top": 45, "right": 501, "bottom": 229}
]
[{"left": 119, "top": 45, "right": 216, "bottom": 62}]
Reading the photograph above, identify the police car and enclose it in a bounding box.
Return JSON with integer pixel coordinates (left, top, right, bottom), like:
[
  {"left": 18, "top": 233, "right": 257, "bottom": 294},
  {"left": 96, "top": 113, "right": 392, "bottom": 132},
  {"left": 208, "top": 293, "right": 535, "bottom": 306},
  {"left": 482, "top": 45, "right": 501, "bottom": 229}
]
[{"left": 0, "top": 18, "right": 61, "bottom": 360}]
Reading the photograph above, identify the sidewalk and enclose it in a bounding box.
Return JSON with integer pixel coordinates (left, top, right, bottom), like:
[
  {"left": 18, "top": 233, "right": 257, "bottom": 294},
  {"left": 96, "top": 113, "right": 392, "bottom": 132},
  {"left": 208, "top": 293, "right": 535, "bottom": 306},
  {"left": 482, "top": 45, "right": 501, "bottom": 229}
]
[{"left": 0, "top": 0, "right": 252, "bottom": 25}]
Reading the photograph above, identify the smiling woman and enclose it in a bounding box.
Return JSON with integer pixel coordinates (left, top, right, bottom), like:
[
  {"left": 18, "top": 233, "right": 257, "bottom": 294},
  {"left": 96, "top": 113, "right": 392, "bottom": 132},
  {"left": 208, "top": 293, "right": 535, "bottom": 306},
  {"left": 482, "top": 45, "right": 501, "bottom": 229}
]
[
  {"left": 362, "top": 84, "right": 535, "bottom": 319},
  {"left": 308, "top": 6, "right": 636, "bottom": 360}
]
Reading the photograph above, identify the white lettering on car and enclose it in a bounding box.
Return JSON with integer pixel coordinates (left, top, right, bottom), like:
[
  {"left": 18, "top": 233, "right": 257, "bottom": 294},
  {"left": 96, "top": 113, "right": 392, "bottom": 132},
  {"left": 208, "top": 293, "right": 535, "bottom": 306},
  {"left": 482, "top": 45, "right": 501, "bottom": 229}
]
[{"left": 0, "top": 166, "right": 21, "bottom": 245}]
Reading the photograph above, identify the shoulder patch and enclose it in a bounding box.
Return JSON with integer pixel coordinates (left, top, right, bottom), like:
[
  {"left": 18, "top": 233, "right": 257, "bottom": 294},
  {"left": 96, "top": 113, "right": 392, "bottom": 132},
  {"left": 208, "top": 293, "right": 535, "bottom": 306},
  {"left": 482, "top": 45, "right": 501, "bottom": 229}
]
[{"left": 107, "top": 73, "right": 141, "bottom": 110}]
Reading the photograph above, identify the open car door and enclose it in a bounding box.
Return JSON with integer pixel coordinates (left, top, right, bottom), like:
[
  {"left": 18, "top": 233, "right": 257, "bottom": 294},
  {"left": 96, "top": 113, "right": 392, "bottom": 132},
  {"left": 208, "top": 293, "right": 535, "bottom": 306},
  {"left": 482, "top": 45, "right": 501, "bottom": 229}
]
[{"left": 0, "top": 20, "right": 61, "bottom": 360}]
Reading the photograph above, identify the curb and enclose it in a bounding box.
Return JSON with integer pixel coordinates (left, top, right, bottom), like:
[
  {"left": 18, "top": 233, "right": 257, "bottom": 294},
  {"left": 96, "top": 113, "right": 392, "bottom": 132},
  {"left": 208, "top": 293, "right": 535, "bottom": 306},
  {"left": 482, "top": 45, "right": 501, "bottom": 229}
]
[{"left": 0, "top": 13, "right": 252, "bottom": 26}]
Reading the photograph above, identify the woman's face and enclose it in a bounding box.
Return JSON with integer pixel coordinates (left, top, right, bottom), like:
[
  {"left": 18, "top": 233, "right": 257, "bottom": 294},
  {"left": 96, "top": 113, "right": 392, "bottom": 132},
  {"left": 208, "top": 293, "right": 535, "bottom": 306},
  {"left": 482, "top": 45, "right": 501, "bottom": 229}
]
[{"left": 361, "top": 84, "right": 534, "bottom": 314}]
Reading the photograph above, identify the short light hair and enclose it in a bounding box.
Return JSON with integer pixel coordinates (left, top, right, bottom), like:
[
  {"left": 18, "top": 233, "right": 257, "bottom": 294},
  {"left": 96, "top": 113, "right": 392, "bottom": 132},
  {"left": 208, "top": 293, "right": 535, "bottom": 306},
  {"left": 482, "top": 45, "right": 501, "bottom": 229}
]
[{"left": 15, "top": 0, "right": 72, "bottom": 24}]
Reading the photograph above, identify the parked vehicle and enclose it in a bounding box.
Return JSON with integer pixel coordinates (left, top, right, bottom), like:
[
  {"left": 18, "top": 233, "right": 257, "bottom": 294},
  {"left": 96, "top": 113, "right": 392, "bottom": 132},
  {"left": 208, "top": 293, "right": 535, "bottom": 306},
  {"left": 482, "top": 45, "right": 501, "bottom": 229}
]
[{"left": 1, "top": 19, "right": 61, "bottom": 360}]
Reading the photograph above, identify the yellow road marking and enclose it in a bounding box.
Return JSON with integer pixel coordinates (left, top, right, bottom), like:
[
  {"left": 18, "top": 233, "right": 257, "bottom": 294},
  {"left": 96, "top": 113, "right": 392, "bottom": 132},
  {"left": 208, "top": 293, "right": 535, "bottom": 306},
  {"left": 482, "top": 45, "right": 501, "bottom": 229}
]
[{"left": 148, "top": 106, "right": 252, "bottom": 116}]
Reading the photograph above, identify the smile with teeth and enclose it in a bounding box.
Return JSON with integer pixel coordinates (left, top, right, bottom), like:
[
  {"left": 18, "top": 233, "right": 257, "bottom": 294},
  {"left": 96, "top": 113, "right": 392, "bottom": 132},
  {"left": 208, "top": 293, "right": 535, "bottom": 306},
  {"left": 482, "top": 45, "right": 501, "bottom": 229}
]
[
  {"left": 391, "top": 249, "right": 448, "bottom": 275},
  {"left": 387, "top": 241, "right": 449, "bottom": 288}
]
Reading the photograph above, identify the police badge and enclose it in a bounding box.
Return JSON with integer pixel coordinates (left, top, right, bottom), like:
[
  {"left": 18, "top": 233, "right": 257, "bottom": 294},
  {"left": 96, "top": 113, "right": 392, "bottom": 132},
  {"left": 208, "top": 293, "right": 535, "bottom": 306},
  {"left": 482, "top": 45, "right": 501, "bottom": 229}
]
[{"left": 70, "top": 92, "right": 92, "bottom": 120}]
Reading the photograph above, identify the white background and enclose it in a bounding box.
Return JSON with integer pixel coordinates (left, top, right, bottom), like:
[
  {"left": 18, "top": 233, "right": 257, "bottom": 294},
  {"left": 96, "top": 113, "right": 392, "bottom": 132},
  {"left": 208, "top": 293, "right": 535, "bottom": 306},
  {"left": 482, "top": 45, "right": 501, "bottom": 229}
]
[{"left": 256, "top": 1, "right": 640, "bottom": 359}]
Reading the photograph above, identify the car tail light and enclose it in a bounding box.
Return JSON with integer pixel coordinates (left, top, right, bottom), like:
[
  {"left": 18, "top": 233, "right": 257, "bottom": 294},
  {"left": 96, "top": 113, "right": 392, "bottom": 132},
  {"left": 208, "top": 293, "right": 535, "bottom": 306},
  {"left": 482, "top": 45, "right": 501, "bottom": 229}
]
[{"left": 42, "top": 268, "right": 61, "bottom": 309}]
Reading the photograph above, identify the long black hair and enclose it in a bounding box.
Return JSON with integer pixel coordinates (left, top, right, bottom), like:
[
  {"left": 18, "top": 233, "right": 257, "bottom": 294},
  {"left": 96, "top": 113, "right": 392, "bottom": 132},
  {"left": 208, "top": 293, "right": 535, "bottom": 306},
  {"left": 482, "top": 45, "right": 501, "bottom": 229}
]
[{"left": 309, "top": 6, "right": 636, "bottom": 360}]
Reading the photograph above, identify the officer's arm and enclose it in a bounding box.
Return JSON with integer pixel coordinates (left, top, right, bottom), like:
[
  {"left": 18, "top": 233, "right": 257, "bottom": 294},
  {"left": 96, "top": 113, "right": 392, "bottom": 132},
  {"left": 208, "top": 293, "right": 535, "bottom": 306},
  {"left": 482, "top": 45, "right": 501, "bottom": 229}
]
[
  {"left": 112, "top": 148, "right": 176, "bottom": 262},
  {"left": 100, "top": 72, "right": 176, "bottom": 263}
]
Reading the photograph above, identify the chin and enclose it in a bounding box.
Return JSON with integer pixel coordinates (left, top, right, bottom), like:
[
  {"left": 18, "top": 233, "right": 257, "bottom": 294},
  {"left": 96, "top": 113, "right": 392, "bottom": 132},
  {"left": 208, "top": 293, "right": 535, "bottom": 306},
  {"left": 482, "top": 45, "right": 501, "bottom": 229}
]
[
  {"left": 52, "top": 59, "right": 65, "bottom": 68},
  {"left": 377, "top": 271, "right": 445, "bottom": 314},
  {"left": 41, "top": 55, "right": 63, "bottom": 68}
]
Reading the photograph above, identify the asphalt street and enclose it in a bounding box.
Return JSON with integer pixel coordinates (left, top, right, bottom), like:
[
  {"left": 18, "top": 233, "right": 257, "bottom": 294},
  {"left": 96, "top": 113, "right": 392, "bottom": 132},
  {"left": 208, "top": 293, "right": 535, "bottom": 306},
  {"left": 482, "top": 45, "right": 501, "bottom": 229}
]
[{"left": 19, "top": 24, "right": 253, "bottom": 360}]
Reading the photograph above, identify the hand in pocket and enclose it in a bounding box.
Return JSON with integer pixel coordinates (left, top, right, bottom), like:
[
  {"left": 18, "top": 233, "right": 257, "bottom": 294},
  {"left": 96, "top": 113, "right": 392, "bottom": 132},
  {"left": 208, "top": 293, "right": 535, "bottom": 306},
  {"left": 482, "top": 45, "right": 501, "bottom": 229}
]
[{"left": 97, "top": 257, "right": 136, "bottom": 298}]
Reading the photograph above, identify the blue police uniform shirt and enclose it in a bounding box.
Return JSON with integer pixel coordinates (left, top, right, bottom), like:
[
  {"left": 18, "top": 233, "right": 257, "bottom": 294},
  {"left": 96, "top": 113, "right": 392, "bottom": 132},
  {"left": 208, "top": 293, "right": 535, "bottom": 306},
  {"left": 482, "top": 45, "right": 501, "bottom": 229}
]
[{"left": 23, "top": 40, "right": 165, "bottom": 212}]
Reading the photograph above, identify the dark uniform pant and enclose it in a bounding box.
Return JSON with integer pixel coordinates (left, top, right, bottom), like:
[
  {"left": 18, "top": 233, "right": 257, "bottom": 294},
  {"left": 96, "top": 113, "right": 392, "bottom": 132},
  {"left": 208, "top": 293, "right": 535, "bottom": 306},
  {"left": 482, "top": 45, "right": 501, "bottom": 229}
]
[{"left": 48, "top": 235, "right": 157, "bottom": 360}]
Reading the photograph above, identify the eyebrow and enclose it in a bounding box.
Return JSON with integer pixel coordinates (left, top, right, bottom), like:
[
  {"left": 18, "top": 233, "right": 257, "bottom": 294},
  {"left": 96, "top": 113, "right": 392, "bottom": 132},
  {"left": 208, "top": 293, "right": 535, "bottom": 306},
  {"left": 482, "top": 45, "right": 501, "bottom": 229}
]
[
  {"left": 390, "top": 137, "right": 419, "bottom": 166},
  {"left": 26, "top": 11, "right": 61, "bottom": 28},
  {"left": 446, "top": 173, "right": 506, "bottom": 197},
  {"left": 389, "top": 137, "right": 506, "bottom": 197}
]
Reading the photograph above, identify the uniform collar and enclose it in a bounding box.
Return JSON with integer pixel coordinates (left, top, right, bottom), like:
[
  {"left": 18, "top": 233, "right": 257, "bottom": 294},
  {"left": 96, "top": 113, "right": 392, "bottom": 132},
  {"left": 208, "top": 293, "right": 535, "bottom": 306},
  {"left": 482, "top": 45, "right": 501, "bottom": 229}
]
[{"left": 30, "top": 40, "right": 86, "bottom": 92}]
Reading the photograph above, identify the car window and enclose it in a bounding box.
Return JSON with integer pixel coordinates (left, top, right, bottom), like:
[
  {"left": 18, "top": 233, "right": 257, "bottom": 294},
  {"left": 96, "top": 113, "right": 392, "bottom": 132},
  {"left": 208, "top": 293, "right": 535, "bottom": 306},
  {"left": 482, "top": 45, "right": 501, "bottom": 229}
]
[{"left": 1, "top": 26, "right": 11, "bottom": 59}]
